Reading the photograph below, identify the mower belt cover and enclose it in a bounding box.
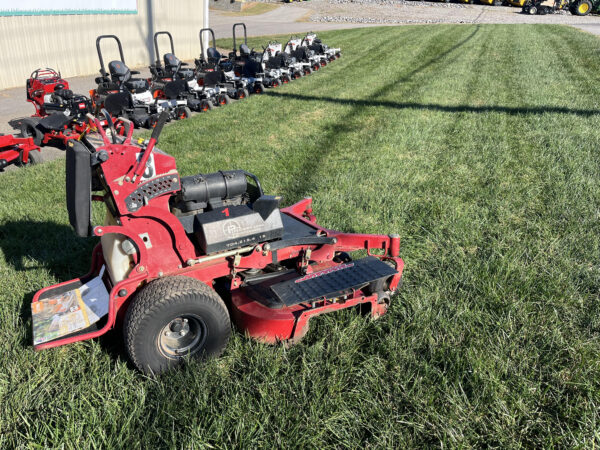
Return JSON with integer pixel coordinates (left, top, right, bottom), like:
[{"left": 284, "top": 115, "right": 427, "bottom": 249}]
[
  {"left": 39, "top": 112, "right": 72, "bottom": 131},
  {"left": 193, "top": 199, "right": 284, "bottom": 254},
  {"left": 270, "top": 256, "right": 398, "bottom": 307},
  {"left": 65, "top": 140, "right": 93, "bottom": 237}
]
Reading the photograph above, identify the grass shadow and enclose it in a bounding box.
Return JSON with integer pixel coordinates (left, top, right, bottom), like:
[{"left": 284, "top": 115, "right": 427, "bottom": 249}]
[
  {"left": 275, "top": 26, "right": 481, "bottom": 200},
  {"left": 263, "top": 91, "right": 600, "bottom": 117}
]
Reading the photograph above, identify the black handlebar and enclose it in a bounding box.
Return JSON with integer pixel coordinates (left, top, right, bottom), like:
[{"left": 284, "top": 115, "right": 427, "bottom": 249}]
[
  {"left": 199, "top": 28, "right": 216, "bottom": 59},
  {"left": 96, "top": 35, "right": 125, "bottom": 76},
  {"left": 151, "top": 111, "right": 169, "bottom": 143},
  {"left": 232, "top": 23, "right": 247, "bottom": 54},
  {"left": 153, "top": 31, "right": 175, "bottom": 68}
]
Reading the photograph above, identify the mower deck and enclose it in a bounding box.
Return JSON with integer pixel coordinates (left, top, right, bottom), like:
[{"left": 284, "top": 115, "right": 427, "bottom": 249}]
[{"left": 231, "top": 255, "right": 398, "bottom": 344}]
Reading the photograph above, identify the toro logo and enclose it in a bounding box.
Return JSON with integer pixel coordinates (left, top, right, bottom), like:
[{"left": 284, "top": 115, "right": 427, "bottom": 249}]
[
  {"left": 295, "top": 263, "right": 354, "bottom": 284},
  {"left": 78, "top": 103, "right": 86, "bottom": 109}
]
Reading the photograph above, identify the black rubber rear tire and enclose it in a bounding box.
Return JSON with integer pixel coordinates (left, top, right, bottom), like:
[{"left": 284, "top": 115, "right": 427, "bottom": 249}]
[
  {"left": 20, "top": 119, "right": 43, "bottom": 146},
  {"left": 124, "top": 276, "right": 231, "bottom": 374},
  {"left": 26, "top": 149, "right": 43, "bottom": 165}
]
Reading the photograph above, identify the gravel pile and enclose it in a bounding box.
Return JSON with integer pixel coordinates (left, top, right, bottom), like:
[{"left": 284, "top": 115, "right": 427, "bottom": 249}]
[
  {"left": 314, "top": 15, "right": 448, "bottom": 23},
  {"left": 328, "top": 0, "right": 467, "bottom": 8}
]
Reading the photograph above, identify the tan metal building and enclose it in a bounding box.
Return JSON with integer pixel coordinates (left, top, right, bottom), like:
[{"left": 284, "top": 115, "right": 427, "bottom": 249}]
[{"left": 0, "top": 0, "right": 207, "bottom": 90}]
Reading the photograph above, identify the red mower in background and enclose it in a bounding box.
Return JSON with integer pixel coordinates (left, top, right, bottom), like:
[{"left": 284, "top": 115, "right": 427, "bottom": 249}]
[
  {"left": 0, "top": 134, "right": 41, "bottom": 171},
  {"left": 31, "top": 112, "right": 404, "bottom": 374},
  {"left": 20, "top": 68, "right": 96, "bottom": 147}
]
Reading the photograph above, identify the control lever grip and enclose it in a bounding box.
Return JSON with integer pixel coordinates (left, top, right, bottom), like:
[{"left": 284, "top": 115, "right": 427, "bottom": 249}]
[{"left": 150, "top": 110, "right": 169, "bottom": 144}]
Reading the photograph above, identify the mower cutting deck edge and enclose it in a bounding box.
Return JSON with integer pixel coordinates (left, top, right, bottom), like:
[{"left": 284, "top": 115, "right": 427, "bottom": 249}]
[{"left": 31, "top": 112, "right": 403, "bottom": 374}]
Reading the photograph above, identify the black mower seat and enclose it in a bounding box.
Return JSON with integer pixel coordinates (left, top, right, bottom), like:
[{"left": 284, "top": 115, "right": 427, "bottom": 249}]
[
  {"left": 207, "top": 47, "right": 221, "bottom": 65},
  {"left": 240, "top": 44, "right": 251, "bottom": 57},
  {"left": 108, "top": 60, "right": 129, "bottom": 81},
  {"left": 163, "top": 53, "right": 194, "bottom": 80},
  {"left": 108, "top": 60, "right": 149, "bottom": 92}
]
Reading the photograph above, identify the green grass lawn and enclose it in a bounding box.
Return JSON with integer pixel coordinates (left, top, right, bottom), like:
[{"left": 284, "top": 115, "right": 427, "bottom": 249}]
[{"left": 1, "top": 24, "right": 600, "bottom": 447}]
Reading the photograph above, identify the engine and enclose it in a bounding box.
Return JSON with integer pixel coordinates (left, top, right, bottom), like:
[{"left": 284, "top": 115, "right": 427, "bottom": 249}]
[{"left": 170, "top": 170, "right": 284, "bottom": 254}]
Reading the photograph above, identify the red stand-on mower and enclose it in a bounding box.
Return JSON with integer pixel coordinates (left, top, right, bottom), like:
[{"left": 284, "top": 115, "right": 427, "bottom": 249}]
[
  {"left": 31, "top": 112, "right": 404, "bottom": 374},
  {"left": 0, "top": 133, "right": 41, "bottom": 170},
  {"left": 20, "top": 68, "right": 94, "bottom": 147}
]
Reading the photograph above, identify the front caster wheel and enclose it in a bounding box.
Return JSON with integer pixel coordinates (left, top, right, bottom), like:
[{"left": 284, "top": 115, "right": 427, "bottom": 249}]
[
  {"left": 216, "top": 94, "right": 231, "bottom": 106},
  {"left": 124, "top": 276, "right": 231, "bottom": 374},
  {"left": 176, "top": 106, "right": 192, "bottom": 120},
  {"left": 254, "top": 82, "right": 265, "bottom": 94},
  {"left": 200, "top": 99, "right": 214, "bottom": 112}
]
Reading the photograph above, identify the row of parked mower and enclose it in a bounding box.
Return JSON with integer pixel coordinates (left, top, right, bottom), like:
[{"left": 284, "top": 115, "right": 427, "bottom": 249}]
[{"left": 0, "top": 24, "right": 341, "bottom": 171}]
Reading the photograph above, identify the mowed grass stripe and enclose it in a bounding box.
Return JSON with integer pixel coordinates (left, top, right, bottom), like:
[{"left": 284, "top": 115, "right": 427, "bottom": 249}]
[{"left": 0, "top": 24, "right": 600, "bottom": 447}]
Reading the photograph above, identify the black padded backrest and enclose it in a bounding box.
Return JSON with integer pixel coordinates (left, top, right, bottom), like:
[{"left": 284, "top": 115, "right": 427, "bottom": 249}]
[
  {"left": 108, "top": 60, "right": 129, "bottom": 77},
  {"left": 66, "top": 140, "right": 93, "bottom": 237},
  {"left": 207, "top": 47, "right": 221, "bottom": 63},
  {"left": 240, "top": 44, "right": 250, "bottom": 56},
  {"left": 164, "top": 53, "right": 180, "bottom": 69}
]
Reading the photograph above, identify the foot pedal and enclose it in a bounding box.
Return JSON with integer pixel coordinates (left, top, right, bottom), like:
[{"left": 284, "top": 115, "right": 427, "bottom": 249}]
[{"left": 270, "top": 256, "right": 397, "bottom": 307}]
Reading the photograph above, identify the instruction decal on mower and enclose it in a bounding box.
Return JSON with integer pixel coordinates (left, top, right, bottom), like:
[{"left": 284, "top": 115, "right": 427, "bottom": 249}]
[{"left": 295, "top": 262, "right": 355, "bottom": 284}]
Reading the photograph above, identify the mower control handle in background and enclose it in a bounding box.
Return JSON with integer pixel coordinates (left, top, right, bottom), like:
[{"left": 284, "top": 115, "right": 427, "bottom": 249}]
[
  {"left": 132, "top": 111, "right": 169, "bottom": 182},
  {"left": 151, "top": 111, "right": 169, "bottom": 143}
]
